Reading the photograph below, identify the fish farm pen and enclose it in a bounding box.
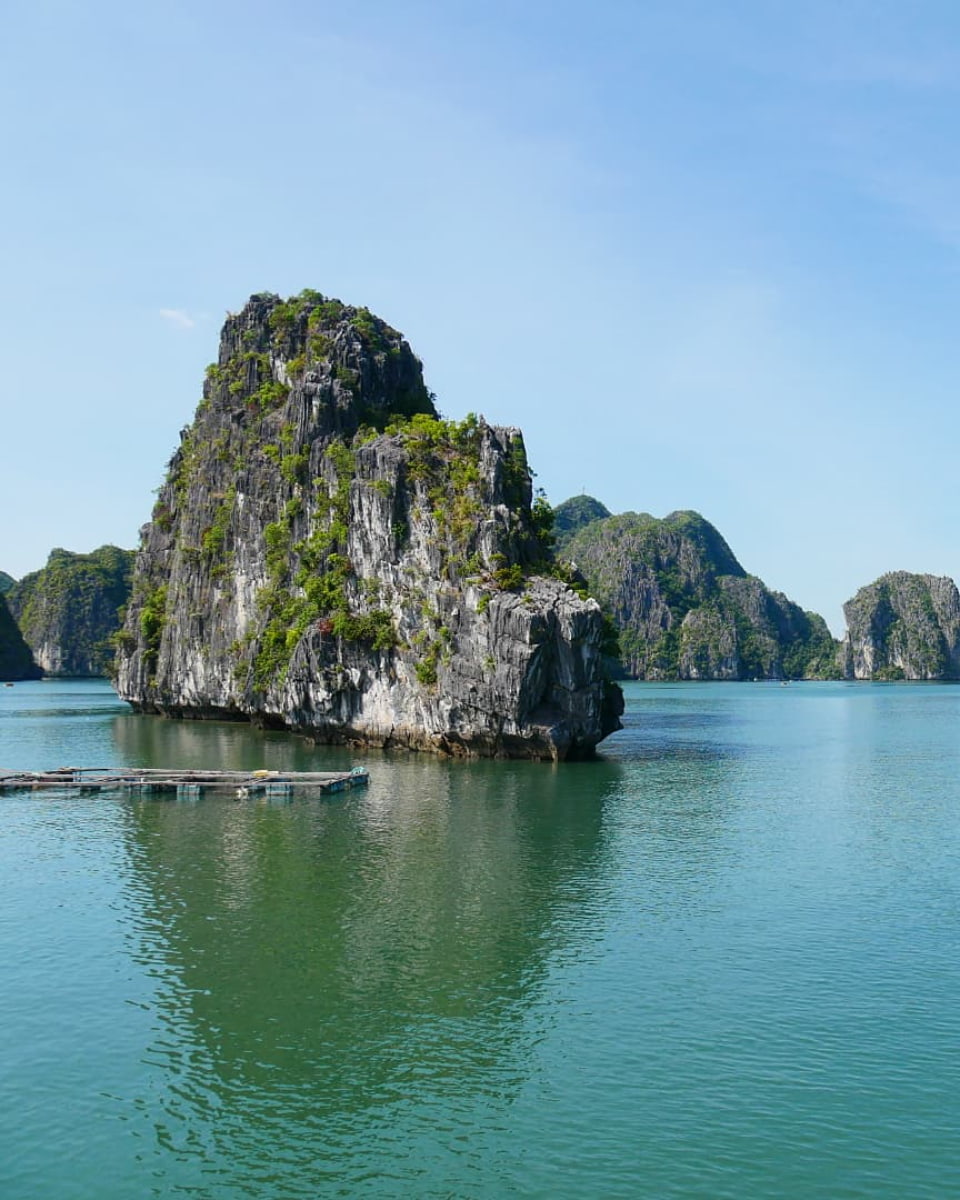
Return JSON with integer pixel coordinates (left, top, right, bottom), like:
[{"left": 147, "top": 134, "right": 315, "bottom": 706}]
[{"left": 0, "top": 766, "right": 370, "bottom": 798}]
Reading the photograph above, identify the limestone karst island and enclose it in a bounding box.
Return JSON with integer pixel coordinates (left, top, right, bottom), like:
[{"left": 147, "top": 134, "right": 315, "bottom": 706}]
[{"left": 115, "top": 290, "right": 624, "bottom": 760}]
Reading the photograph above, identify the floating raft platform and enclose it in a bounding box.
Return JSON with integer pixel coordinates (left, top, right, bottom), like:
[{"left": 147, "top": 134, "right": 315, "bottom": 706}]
[{"left": 0, "top": 765, "right": 370, "bottom": 798}]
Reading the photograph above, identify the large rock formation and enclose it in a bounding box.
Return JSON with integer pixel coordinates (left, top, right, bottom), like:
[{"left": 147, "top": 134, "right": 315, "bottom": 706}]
[
  {"left": 0, "top": 594, "right": 41, "bottom": 681},
  {"left": 841, "top": 572, "right": 960, "bottom": 680},
  {"left": 0, "top": 571, "right": 14, "bottom": 595},
  {"left": 8, "top": 546, "right": 135, "bottom": 677},
  {"left": 561, "top": 505, "right": 839, "bottom": 680},
  {"left": 115, "top": 291, "right": 622, "bottom": 759}
]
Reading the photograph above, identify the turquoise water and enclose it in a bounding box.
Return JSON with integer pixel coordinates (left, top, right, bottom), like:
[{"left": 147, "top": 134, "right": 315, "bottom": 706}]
[{"left": 2, "top": 679, "right": 959, "bottom": 1198}]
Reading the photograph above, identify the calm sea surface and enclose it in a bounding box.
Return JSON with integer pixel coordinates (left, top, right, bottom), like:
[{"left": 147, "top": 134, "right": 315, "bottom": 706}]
[{"left": 1, "top": 679, "right": 959, "bottom": 1198}]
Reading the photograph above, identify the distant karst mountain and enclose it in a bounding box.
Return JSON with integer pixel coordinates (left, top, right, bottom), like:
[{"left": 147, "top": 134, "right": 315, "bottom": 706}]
[
  {"left": 0, "top": 594, "right": 41, "bottom": 681},
  {"left": 553, "top": 495, "right": 612, "bottom": 552},
  {"left": 8, "top": 546, "right": 135, "bottom": 676},
  {"left": 841, "top": 572, "right": 960, "bottom": 680},
  {"left": 556, "top": 498, "right": 839, "bottom": 680},
  {"left": 0, "top": 571, "right": 14, "bottom": 595}
]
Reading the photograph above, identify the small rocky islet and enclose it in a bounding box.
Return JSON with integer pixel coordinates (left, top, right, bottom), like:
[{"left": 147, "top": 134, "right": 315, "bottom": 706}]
[{"left": 2, "top": 291, "right": 959, "bottom": 702}]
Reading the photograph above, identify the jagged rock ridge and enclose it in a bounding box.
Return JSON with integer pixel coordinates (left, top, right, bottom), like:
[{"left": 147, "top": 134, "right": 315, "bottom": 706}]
[
  {"left": 560, "top": 504, "right": 838, "bottom": 680},
  {"left": 841, "top": 572, "right": 960, "bottom": 680},
  {"left": 116, "top": 291, "right": 622, "bottom": 759},
  {"left": 8, "top": 546, "right": 134, "bottom": 676},
  {"left": 0, "top": 594, "right": 41, "bottom": 681}
]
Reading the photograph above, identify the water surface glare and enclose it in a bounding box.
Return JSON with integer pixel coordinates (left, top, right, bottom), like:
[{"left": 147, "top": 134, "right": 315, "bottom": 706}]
[{"left": 1, "top": 679, "right": 959, "bottom": 1197}]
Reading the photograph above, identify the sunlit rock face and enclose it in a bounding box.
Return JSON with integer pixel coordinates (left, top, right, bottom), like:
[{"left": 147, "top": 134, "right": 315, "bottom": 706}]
[
  {"left": 116, "top": 291, "right": 622, "bottom": 759},
  {"left": 841, "top": 572, "right": 960, "bottom": 680}
]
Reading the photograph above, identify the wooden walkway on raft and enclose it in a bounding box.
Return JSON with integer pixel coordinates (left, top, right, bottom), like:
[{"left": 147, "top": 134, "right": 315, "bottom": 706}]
[{"left": 0, "top": 765, "right": 370, "bottom": 798}]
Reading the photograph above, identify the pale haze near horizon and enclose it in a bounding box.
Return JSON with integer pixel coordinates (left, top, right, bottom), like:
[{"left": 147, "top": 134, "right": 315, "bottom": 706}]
[{"left": 2, "top": 0, "right": 959, "bottom": 635}]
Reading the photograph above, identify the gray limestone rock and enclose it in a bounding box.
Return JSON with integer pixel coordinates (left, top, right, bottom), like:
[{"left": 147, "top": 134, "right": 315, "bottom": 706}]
[
  {"left": 562, "top": 508, "right": 839, "bottom": 680},
  {"left": 115, "top": 291, "right": 622, "bottom": 759},
  {"left": 841, "top": 572, "right": 960, "bottom": 680}
]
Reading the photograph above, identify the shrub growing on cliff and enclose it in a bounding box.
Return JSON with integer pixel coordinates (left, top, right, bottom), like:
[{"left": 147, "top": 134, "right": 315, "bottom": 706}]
[
  {"left": 139, "top": 585, "right": 168, "bottom": 666},
  {"left": 531, "top": 492, "right": 555, "bottom": 554}
]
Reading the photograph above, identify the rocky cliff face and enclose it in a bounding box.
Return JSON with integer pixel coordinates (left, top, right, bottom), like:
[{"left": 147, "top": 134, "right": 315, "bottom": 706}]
[
  {"left": 841, "top": 572, "right": 960, "bottom": 680},
  {"left": 8, "top": 546, "right": 134, "bottom": 676},
  {"left": 562, "top": 507, "right": 838, "bottom": 680},
  {"left": 0, "top": 594, "right": 41, "bottom": 681},
  {"left": 115, "top": 291, "right": 622, "bottom": 759}
]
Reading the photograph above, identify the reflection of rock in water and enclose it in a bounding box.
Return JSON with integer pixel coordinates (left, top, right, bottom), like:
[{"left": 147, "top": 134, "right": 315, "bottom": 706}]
[
  {"left": 112, "top": 710, "right": 360, "bottom": 773},
  {"left": 120, "top": 757, "right": 621, "bottom": 1190}
]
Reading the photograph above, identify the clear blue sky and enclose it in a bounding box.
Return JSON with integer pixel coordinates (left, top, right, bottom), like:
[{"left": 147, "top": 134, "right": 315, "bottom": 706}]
[{"left": 3, "top": 0, "right": 959, "bottom": 632}]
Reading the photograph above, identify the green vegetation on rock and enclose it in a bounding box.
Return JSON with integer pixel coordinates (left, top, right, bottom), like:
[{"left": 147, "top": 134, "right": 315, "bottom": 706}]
[
  {"left": 138, "top": 583, "right": 169, "bottom": 673},
  {"left": 560, "top": 506, "right": 840, "bottom": 680},
  {"left": 8, "top": 546, "right": 135, "bottom": 677},
  {"left": 841, "top": 572, "right": 960, "bottom": 680},
  {"left": 0, "top": 571, "right": 14, "bottom": 596},
  {"left": 114, "top": 290, "right": 623, "bottom": 758},
  {"left": 250, "top": 438, "right": 399, "bottom": 691},
  {"left": 553, "top": 494, "right": 612, "bottom": 551}
]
